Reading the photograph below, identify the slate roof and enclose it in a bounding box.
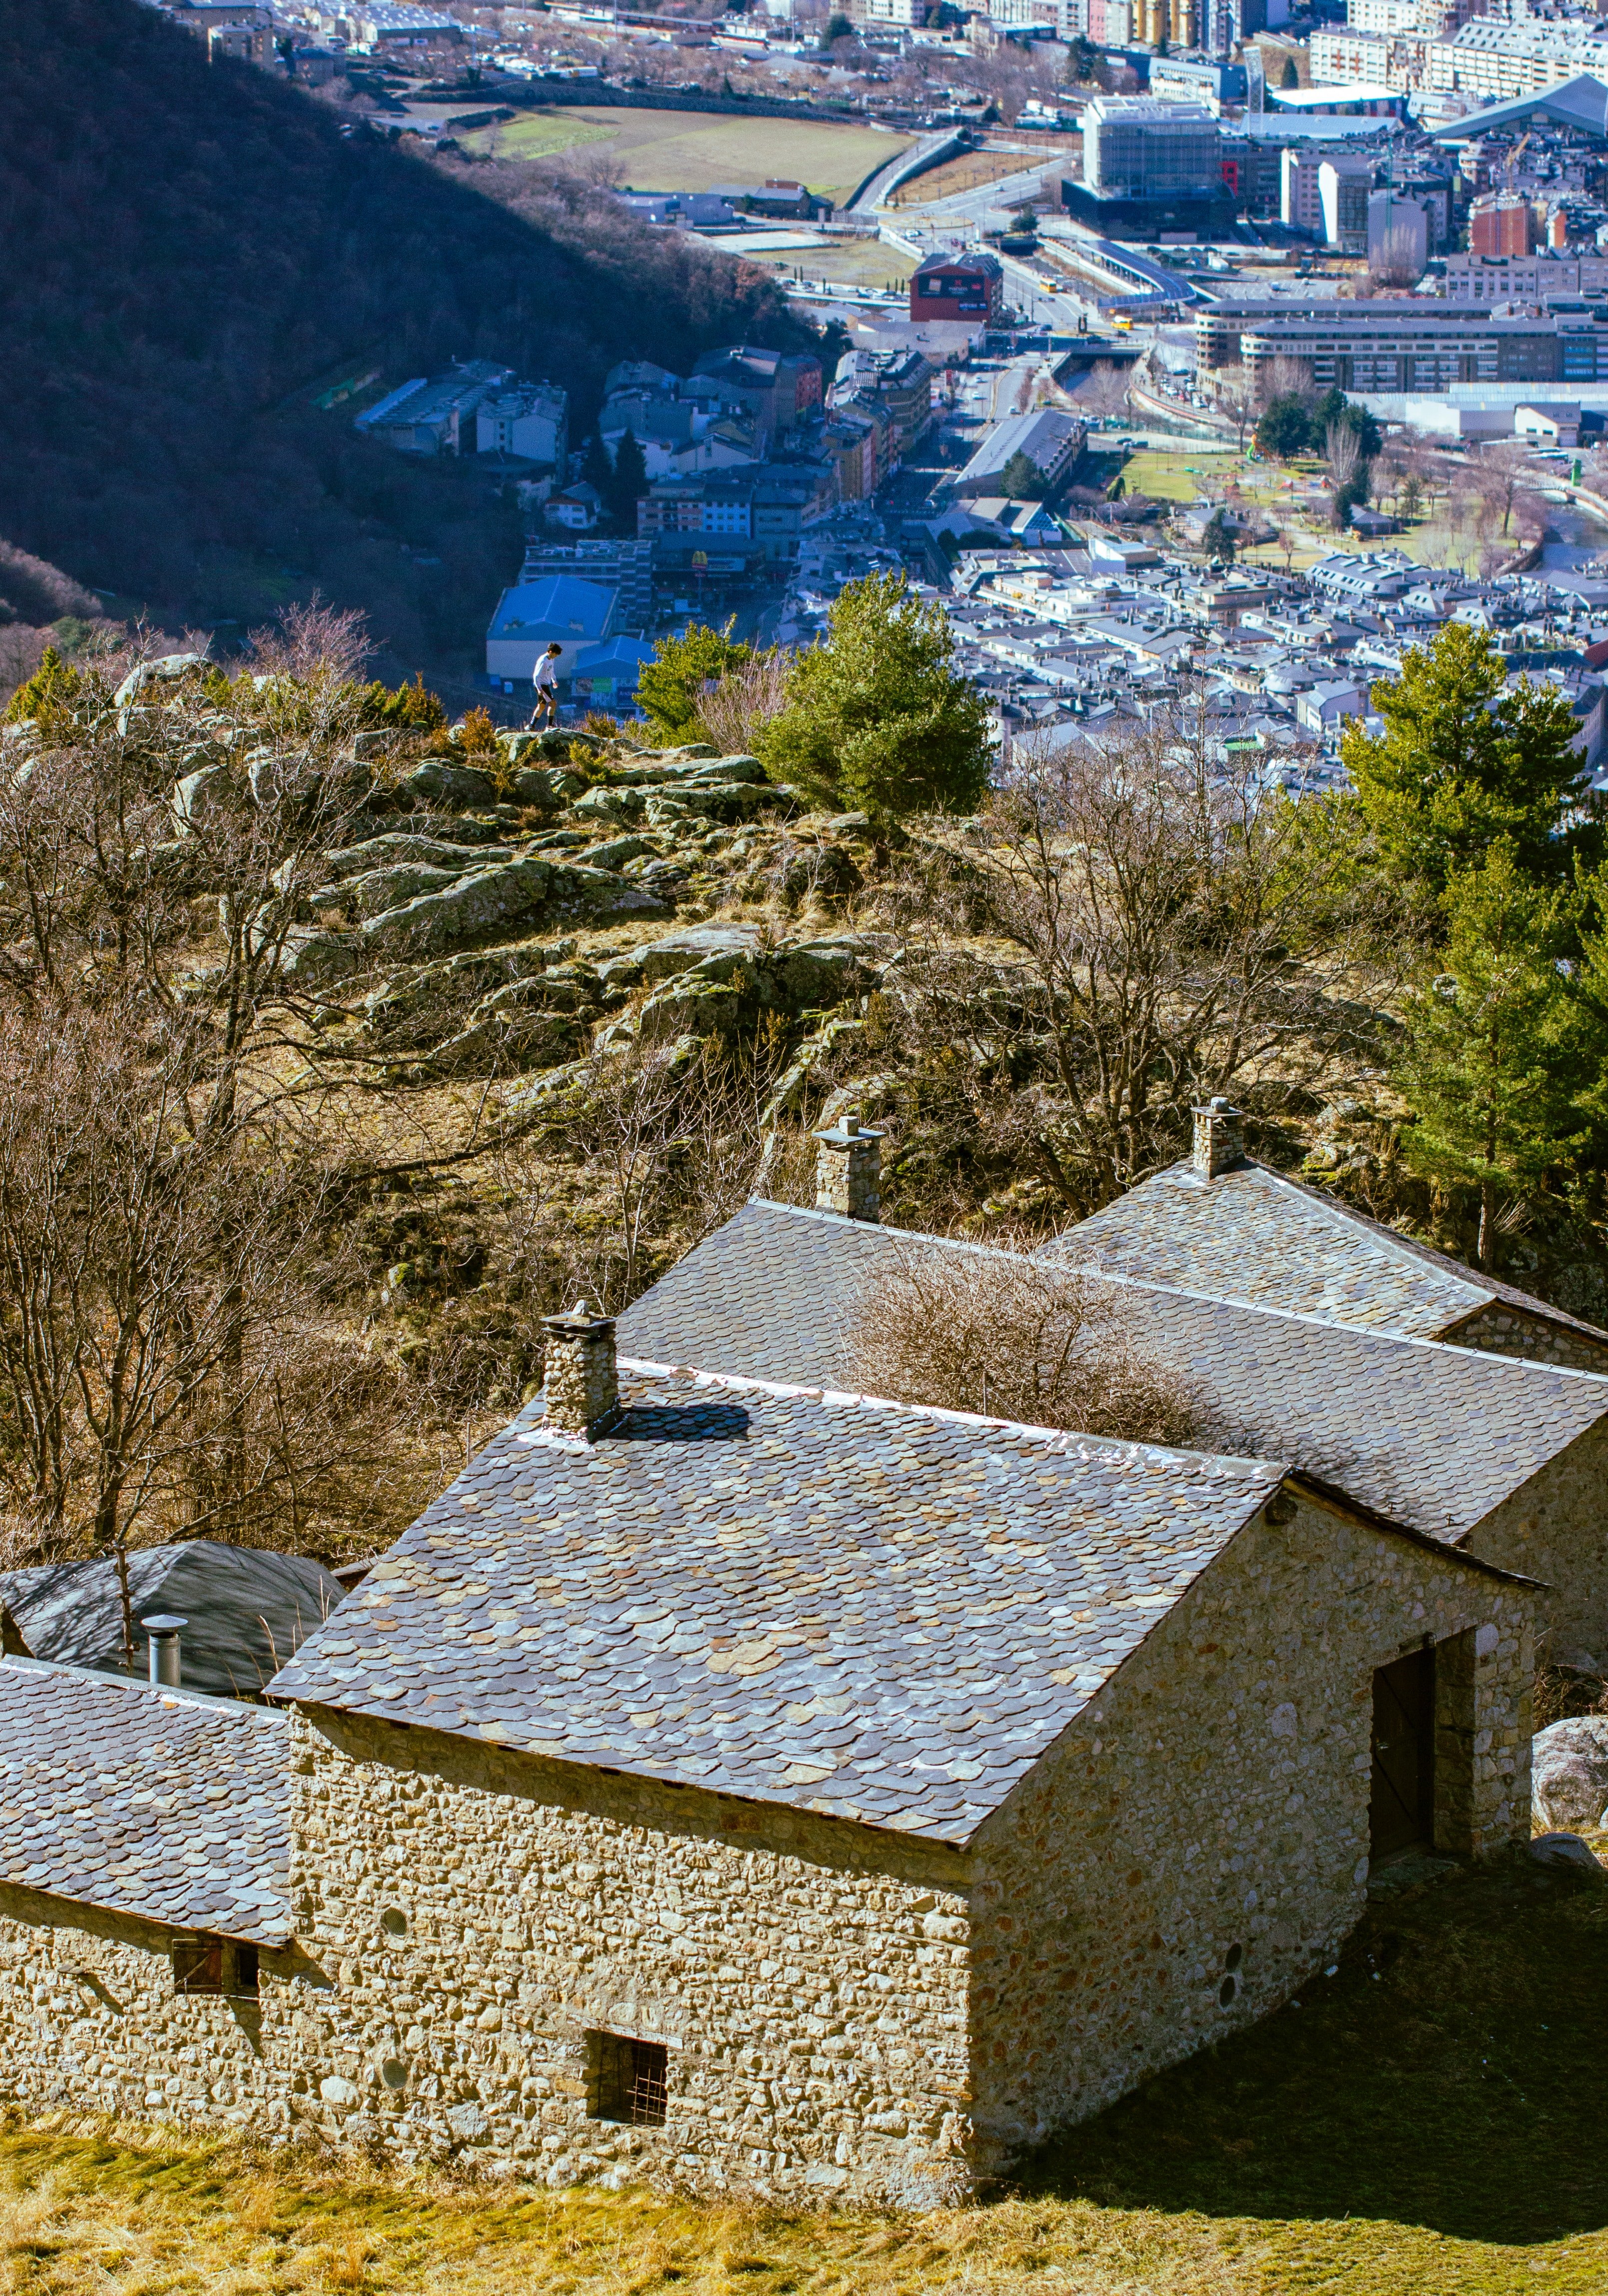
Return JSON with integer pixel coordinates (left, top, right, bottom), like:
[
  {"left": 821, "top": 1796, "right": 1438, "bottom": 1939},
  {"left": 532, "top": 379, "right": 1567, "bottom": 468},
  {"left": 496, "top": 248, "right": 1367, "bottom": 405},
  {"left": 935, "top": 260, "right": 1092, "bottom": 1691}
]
[
  {"left": 615, "top": 1199, "right": 1608, "bottom": 1541},
  {"left": 0, "top": 1541, "right": 344, "bottom": 1701},
  {"left": 0, "top": 1658, "right": 290, "bottom": 1943},
  {"left": 1034, "top": 1158, "right": 1608, "bottom": 1352},
  {"left": 266, "top": 1365, "right": 1283, "bottom": 1845}
]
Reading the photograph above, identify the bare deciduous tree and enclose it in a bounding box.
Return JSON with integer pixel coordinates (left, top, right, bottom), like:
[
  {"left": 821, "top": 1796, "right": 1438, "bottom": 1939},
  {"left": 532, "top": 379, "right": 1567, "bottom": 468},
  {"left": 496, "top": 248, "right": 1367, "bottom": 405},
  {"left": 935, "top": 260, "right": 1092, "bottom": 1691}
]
[
  {"left": 697, "top": 647, "right": 790, "bottom": 755},
  {"left": 1080, "top": 360, "right": 1131, "bottom": 426},
  {"left": 1325, "top": 421, "right": 1363, "bottom": 494},
  {"left": 880, "top": 715, "right": 1402, "bottom": 1215},
  {"left": 847, "top": 1244, "right": 1203, "bottom": 1443}
]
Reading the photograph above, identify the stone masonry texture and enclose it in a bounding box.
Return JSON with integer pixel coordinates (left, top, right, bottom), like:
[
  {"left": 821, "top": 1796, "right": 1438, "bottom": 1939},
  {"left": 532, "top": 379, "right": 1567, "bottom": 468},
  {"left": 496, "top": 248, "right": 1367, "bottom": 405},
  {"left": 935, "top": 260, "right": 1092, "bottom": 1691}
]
[
  {"left": 966, "top": 1487, "right": 1532, "bottom": 2158},
  {"left": 0, "top": 1887, "right": 293, "bottom": 2130},
  {"left": 283, "top": 1710, "right": 974, "bottom": 2203}
]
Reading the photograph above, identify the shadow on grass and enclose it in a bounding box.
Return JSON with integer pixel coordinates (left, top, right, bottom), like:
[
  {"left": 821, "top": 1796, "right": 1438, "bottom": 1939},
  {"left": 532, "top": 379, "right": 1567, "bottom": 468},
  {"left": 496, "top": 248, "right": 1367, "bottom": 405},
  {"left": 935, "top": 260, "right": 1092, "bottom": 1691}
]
[{"left": 1017, "top": 1853, "right": 1608, "bottom": 2248}]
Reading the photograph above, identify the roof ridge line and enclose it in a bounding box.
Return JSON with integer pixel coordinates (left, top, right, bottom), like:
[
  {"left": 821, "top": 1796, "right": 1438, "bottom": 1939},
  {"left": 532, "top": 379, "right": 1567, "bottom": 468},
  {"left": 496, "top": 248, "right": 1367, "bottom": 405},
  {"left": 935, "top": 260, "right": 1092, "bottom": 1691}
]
[
  {"left": 0, "top": 1651, "right": 285, "bottom": 1723},
  {"left": 613, "top": 1352, "right": 1285, "bottom": 1480},
  {"left": 1238, "top": 1158, "right": 1504, "bottom": 1301},
  {"left": 1070, "top": 1263, "right": 1608, "bottom": 1377},
  {"left": 741, "top": 1197, "right": 1608, "bottom": 1382}
]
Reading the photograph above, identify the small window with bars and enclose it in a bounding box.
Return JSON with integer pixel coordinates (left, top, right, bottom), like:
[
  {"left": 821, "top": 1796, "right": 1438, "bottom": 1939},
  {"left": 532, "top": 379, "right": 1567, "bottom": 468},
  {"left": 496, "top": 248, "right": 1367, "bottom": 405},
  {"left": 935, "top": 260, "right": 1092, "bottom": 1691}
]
[{"left": 587, "top": 2030, "right": 669, "bottom": 2128}]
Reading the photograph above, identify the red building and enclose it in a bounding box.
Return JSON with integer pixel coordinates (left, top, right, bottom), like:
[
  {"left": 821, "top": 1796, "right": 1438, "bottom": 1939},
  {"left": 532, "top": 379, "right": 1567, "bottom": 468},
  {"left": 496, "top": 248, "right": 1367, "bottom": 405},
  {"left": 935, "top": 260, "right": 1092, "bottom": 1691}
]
[
  {"left": 909, "top": 252, "right": 1004, "bottom": 326},
  {"left": 1470, "top": 193, "right": 1534, "bottom": 259}
]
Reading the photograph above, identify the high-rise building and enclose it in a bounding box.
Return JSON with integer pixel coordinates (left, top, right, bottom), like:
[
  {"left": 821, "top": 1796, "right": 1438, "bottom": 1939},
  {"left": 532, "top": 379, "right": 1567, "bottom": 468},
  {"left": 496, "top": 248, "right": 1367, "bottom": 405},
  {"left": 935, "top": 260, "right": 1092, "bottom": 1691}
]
[
  {"left": 1471, "top": 192, "right": 1535, "bottom": 258},
  {"left": 1320, "top": 159, "right": 1374, "bottom": 252},
  {"left": 1368, "top": 188, "right": 1428, "bottom": 279},
  {"left": 1083, "top": 96, "right": 1221, "bottom": 200}
]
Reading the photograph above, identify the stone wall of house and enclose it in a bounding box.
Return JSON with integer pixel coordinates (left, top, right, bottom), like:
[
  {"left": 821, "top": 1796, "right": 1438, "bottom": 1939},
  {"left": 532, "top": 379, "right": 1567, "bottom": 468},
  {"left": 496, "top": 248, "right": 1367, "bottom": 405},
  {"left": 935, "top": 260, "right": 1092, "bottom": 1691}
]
[
  {"left": 963, "top": 1494, "right": 1534, "bottom": 2167},
  {"left": 1450, "top": 1303, "right": 1608, "bottom": 1377},
  {"left": 1467, "top": 1417, "right": 1608, "bottom": 1671},
  {"left": 282, "top": 1709, "right": 975, "bottom": 2205},
  {"left": 0, "top": 1884, "right": 292, "bottom": 2128}
]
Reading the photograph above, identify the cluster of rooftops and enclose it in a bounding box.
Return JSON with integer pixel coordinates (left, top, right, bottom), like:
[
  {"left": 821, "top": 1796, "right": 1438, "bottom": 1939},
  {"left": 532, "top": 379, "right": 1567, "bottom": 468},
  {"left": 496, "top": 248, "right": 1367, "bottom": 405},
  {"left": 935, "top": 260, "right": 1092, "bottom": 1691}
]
[{"left": 3, "top": 1114, "right": 1606, "bottom": 1949}]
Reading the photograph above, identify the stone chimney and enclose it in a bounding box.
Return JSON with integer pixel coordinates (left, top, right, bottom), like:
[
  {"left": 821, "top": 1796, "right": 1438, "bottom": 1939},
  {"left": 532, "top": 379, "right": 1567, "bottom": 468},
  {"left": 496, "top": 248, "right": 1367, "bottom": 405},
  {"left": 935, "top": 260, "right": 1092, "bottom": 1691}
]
[
  {"left": 539, "top": 1302, "right": 621, "bottom": 1439},
  {"left": 1192, "top": 1097, "right": 1246, "bottom": 1181},
  {"left": 813, "top": 1112, "right": 884, "bottom": 1223},
  {"left": 142, "top": 1614, "right": 186, "bottom": 1688}
]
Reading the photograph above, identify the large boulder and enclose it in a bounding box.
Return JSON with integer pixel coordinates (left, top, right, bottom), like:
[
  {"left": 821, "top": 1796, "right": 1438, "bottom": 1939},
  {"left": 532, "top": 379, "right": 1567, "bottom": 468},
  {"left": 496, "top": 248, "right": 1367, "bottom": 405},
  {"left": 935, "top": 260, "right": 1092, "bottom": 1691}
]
[
  {"left": 684, "top": 753, "right": 768, "bottom": 786},
  {"left": 626, "top": 923, "right": 765, "bottom": 987},
  {"left": 547, "top": 864, "right": 669, "bottom": 924},
  {"left": 319, "top": 863, "right": 474, "bottom": 923},
  {"left": 1533, "top": 1716, "right": 1608, "bottom": 1833},
  {"left": 402, "top": 759, "right": 500, "bottom": 810},
  {"left": 362, "top": 857, "right": 556, "bottom": 960},
  {"left": 281, "top": 927, "right": 364, "bottom": 986},
  {"left": 323, "top": 834, "right": 514, "bottom": 882},
  {"left": 360, "top": 938, "right": 577, "bottom": 1046},
  {"left": 115, "top": 652, "right": 209, "bottom": 713},
  {"left": 415, "top": 979, "right": 586, "bottom": 1077},
  {"left": 570, "top": 785, "right": 643, "bottom": 826},
  {"left": 171, "top": 762, "right": 237, "bottom": 835},
  {"left": 389, "top": 811, "right": 510, "bottom": 847},
  {"left": 583, "top": 834, "right": 656, "bottom": 873},
  {"left": 769, "top": 936, "right": 875, "bottom": 1011},
  {"left": 360, "top": 856, "right": 664, "bottom": 962}
]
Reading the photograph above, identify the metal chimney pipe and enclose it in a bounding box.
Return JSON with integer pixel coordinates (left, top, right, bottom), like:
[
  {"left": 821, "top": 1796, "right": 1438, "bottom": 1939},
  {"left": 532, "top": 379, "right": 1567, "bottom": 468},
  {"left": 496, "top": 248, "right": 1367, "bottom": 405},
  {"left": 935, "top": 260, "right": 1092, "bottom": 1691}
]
[{"left": 141, "top": 1614, "right": 187, "bottom": 1688}]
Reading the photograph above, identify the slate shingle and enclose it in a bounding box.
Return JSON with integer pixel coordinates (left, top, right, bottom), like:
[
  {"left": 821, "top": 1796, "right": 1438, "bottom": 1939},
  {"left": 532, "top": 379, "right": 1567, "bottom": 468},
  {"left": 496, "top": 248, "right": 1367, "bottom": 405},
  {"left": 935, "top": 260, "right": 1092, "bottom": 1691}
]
[
  {"left": 615, "top": 1199, "right": 1608, "bottom": 1541},
  {"left": 267, "top": 1366, "right": 1283, "bottom": 1845},
  {"left": 0, "top": 1658, "right": 291, "bottom": 1943},
  {"left": 1035, "top": 1157, "right": 1608, "bottom": 1350}
]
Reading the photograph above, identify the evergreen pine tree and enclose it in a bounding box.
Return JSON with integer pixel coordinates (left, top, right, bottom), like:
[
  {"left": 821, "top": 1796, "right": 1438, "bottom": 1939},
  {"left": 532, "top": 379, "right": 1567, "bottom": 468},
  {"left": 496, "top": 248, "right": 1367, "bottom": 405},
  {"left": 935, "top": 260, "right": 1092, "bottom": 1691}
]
[
  {"left": 1342, "top": 622, "right": 1592, "bottom": 896},
  {"left": 759, "top": 571, "right": 991, "bottom": 821},
  {"left": 580, "top": 430, "right": 613, "bottom": 508},
  {"left": 608, "top": 429, "right": 648, "bottom": 528},
  {"left": 998, "top": 449, "right": 1046, "bottom": 500},
  {"left": 636, "top": 621, "right": 751, "bottom": 745},
  {"left": 1395, "top": 844, "right": 1590, "bottom": 1268}
]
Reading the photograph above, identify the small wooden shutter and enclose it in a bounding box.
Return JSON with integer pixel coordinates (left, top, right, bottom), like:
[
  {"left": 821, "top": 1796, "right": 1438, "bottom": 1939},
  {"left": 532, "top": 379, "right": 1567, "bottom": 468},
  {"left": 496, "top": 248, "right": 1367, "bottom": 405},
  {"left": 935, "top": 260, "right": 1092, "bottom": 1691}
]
[{"left": 1369, "top": 1646, "right": 1436, "bottom": 1862}]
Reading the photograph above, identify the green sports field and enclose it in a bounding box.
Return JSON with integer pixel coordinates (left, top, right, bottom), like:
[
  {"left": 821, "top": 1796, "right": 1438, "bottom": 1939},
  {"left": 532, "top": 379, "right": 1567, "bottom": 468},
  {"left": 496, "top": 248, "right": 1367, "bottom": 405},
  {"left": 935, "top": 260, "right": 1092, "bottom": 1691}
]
[{"left": 467, "top": 106, "right": 912, "bottom": 203}]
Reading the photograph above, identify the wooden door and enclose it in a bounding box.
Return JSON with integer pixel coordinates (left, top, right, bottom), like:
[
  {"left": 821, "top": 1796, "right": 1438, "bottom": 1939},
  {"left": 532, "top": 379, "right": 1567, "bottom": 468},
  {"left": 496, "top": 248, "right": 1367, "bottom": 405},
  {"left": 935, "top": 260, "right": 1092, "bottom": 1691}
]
[{"left": 1369, "top": 1647, "right": 1435, "bottom": 1862}]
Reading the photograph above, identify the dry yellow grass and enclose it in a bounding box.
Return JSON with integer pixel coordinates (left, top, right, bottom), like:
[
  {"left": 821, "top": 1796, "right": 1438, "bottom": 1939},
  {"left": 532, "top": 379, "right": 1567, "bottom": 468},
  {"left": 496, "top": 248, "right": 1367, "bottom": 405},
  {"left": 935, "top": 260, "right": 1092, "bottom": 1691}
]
[{"left": 5, "top": 1843, "right": 1608, "bottom": 2296}]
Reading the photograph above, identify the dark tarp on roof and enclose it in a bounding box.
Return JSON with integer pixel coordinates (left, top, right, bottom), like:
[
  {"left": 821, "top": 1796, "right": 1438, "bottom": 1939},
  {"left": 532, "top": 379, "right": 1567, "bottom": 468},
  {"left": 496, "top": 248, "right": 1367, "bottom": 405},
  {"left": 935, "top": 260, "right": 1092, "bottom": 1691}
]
[{"left": 0, "top": 1541, "right": 344, "bottom": 1700}]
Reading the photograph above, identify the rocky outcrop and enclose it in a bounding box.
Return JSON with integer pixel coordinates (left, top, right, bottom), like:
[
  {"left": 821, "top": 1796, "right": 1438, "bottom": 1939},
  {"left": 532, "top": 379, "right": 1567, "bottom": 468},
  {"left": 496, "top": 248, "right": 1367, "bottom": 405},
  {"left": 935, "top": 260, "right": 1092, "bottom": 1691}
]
[
  {"left": 322, "top": 834, "right": 515, "bottom": 882},
  {"left": 358, "top": 855, "right": 666, "bottom": 964}
]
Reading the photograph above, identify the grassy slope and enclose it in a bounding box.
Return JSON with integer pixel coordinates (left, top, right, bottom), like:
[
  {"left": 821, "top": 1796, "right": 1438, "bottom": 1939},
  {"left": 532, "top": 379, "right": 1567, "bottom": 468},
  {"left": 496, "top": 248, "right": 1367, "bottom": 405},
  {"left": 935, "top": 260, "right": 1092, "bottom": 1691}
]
[{"left": 5, "top": 1853, "right": 1606, "bottom": 2293}]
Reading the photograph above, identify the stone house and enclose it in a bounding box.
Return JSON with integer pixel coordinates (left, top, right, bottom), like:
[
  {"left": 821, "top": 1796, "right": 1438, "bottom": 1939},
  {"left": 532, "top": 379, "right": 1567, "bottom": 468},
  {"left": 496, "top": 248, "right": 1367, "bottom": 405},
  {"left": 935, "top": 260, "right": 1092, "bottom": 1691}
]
[
  {"left": 1037, "top": 1102, "right": 1608, "bottom": 1373},
  {"left": 620, "top": 1116, "right": 1608, "bottom": 1671},
  {"left": 0, "top": 1660, "right": 292, "bottom": 2125},
  {"left": 0, "top": 1255, "right": 1536, "bottom": 2199}
]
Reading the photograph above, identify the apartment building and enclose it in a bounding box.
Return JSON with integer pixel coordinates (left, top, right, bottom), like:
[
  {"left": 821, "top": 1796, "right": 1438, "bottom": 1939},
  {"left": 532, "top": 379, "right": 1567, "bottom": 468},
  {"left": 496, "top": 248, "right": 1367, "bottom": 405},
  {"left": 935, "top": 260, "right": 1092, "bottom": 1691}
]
[
  {"left": 1280, "top": 145, "right": 1372, "bottom": 237},
  {"left": 1427, "top": 18, "right": 1608, "bottom": 99},
  {"left": 1445, "top": 252, "right": 1608, "bottom": 299},
  {"left": 1309, "top": 27, "right": 1432, "bottom": 88},
  {"left": 1198, "top": 300, "right": 1608, "bottom": 389}
]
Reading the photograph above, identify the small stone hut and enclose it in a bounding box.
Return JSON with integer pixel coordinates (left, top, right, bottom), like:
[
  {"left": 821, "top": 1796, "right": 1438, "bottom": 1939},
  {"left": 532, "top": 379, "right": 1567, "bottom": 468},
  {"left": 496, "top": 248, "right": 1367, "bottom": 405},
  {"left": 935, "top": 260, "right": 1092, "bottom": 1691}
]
[{"left": 0, "top": 1279, "right": 1535, "bottom": 2199}]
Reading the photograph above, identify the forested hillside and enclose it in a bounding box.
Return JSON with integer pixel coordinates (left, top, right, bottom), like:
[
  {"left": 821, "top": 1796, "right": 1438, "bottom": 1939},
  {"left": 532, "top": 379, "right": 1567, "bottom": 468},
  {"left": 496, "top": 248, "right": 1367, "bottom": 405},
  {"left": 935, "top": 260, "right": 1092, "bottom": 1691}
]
[{"left": 0, "top": 0, "right": 797, "bottom": 666}]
